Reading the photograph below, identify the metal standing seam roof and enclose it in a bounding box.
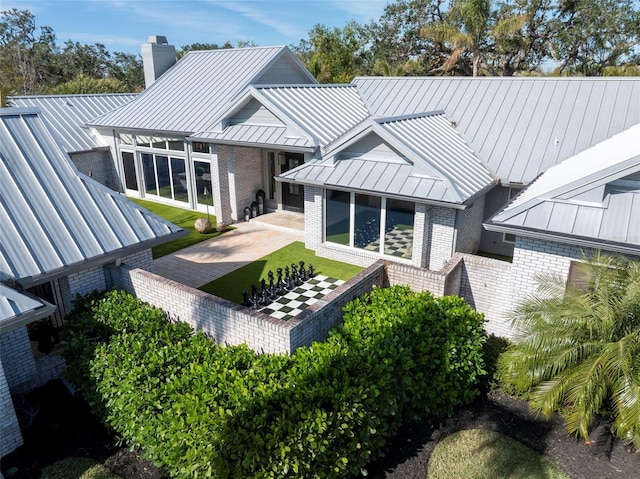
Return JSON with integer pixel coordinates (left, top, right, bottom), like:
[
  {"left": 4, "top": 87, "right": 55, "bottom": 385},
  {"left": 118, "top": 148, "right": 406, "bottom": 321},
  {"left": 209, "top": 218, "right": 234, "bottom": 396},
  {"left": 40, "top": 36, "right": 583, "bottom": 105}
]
[
  {"left": 278, "top": 112, "right": 496, "bottom": 205},
  {"left": 485, "top": 124, "right": 640, "bottom": 253},
  {"left": 8, "top": 94, "right": 136, "bottom": 153},
  {"left": 0, "top": 284, "right": 56, "bottom": 333},
  {"left": 0, "top": 109, "right": 186, "bottom": 287},
  {"left": 87, "top": 46, "right": 316, "bottom": 134},
  {"left": 191, "top": 84, "right": 371, "bottom": 149},
  {"left": 353, "top": 76, "right": 640, "bottom": 184}
]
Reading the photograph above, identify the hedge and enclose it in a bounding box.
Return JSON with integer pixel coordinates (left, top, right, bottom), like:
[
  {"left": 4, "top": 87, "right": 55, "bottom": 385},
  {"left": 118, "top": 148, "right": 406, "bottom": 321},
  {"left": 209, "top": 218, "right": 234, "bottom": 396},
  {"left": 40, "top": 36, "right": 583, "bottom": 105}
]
[{"left": 62, "top": 286, "right": 486, "bottom": 478}]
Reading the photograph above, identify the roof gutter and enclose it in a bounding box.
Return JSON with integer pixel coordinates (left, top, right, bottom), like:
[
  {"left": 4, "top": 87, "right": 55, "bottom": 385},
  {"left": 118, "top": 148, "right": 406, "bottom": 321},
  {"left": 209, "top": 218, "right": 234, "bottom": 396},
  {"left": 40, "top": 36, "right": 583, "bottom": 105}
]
[
  {"left": 187, "top": 137, "right": 315, "bottom": 153},
  {"left": 483, "top": 222, "right": 640, "bottom": 256}
]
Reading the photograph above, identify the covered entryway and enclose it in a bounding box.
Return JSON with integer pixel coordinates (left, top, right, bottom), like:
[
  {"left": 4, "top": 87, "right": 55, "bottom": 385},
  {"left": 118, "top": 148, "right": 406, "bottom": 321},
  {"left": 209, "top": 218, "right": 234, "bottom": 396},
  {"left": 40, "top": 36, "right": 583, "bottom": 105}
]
[{"left": 264, "top": 151, "right": 305, "bottom": 212}]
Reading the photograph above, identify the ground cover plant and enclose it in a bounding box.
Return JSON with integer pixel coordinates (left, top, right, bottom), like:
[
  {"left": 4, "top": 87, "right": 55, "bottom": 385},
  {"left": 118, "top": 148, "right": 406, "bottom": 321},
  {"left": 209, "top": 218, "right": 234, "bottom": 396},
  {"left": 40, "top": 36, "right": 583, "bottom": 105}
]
[
  {"left": 427, "top": 429, "right": 569, "bottom": 479},
  {"left": 198, "top": 241, "right": 363, "bottom": 303},
  {"left": 61, "top": 286, "right": 486, "bottom": 478},
  {"left": 128, "top": 198, "right": 224, "bottom": 258},
  {"left": 498, "top": 252, "right": 640, "bottom": 448}
]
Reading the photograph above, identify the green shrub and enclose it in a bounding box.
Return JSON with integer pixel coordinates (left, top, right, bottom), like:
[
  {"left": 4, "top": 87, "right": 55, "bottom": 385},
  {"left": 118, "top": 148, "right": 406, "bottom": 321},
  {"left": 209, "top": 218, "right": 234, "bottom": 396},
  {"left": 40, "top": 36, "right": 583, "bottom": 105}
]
[{"left": 65, "top": 286, "right": 486, "bottom": 478}]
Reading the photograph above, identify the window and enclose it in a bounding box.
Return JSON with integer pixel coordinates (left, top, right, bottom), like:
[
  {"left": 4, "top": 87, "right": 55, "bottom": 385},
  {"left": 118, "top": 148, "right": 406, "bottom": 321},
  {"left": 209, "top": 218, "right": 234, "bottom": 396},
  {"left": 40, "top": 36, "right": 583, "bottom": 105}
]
[
  {"left": 194, "top": 160, "right": 213, "bottom": 206},
  {"left": 325, "top": 189, "right": 350, "bottom": 245},
  {"left": 192, "top": 141, "right": 210, "bottom": 153},
  {"left": 355, "top": 194, "right": 381, "bottom": 251},
  {"left": 325, "top": 190, "right": 415, "bottom": 259},
  {"left": 503, "top": 233, "right": 516, "bottom": 244},
  {"left": 121, "top": 151, "right": 137, "bottom": 190},
  {"left": 384, "top": 198, "right": 414, "bottom": 259}
]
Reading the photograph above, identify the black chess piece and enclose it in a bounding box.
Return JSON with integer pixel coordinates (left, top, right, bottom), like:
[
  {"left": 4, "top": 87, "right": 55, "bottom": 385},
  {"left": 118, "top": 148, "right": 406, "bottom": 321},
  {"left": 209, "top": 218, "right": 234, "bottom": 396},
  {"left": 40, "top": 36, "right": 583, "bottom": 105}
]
[
  {"left": 299, "top": 263, "right": 307, "bottom": 281},
  {"left": 261, "top": 289, "right": 269, "bottom": 306},
  {"left": 308, "top": 264, "right": 315, "bottom": 277},
  {"left": 261, "top": 278, "right": 266, "bottom": 293},
  {"left": 242, "top": 290, "right": 250, "bottom": 307}
]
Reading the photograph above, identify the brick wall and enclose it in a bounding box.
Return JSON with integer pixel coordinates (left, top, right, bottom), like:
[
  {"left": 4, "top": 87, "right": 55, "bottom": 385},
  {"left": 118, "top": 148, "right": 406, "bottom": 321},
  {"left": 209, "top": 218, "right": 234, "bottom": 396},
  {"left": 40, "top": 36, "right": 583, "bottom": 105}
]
[
  {"left": 230, "top": 146, "right": 263, "bottom": 222},
  {"left": 70, "top": 150, "right": 119, "bottom": 191},
  {"left": 455, "top": 197, "right": 485, "bottom": 254},
  {"left": 110, "top": 261, "right": 384, "bottom": 354},
  {"left": 304, "top": 186, "right": 323, "bottom": 250},
  {"left": 459, "top": 254, "right": 513, "bottom": 337},
  {"left": 428, "top": 206, "right": 456, "bottom": 270},
  {"left": 412, "top": 203, "right": 430, "bottom": 268},
  {"left": 0, "top": 327, "right": 37, "bottom": 394},
  {"left": 211, "top": 145, "right": 233, "bottom": 224},
  {"left": 0, "top": 360, "right": 22, "bottom": 458}
]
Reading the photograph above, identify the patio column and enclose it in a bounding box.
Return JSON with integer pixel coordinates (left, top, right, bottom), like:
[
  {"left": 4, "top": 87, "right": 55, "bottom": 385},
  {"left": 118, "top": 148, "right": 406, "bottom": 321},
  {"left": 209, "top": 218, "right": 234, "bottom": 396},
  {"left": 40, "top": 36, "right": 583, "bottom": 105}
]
[{"left": 211, "top": 145, "right": 233, "bottom": 224}]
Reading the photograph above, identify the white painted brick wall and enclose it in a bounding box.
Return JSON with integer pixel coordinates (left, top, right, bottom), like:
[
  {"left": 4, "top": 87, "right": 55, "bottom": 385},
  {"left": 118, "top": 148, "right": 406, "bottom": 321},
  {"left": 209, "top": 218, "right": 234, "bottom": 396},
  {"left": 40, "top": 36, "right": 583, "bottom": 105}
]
[
  {"left": 110, "top": 261, "right": 384, "bottom": 354},
  {"left": 455, "top": 197, "right": 485, "bottom": 254},
  {"left": 0, "top": 360, "right": 23, "bottom": 458},
  {"left": 0, "top": 327, "right": 37, "bottom": 394},
  {"left": 231, "top": 146, "right": 263, "bottom": 222},
  {"left": 211, "top": 145, "right": 233, "bottom": 224},
  {"left": 70, "top": 150, "right": 119, "bottom": 191},
  {"left": 428, "top": 206, "right": 456, "bottom": 270}
]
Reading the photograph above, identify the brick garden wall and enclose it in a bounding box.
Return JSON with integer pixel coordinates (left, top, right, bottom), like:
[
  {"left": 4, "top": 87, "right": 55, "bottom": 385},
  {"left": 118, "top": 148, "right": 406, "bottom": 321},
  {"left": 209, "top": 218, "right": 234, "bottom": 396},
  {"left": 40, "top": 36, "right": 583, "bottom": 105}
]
[{"left": 110, "top": 261, "right": 385, "bottom": 355}]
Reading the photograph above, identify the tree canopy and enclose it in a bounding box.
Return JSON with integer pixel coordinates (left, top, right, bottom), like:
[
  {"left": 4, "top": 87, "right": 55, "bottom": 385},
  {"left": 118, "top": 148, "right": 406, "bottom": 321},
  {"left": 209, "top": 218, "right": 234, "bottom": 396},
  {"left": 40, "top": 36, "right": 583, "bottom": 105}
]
[{"left": 2, "top": 1, "right": 639, "bottom": 97}]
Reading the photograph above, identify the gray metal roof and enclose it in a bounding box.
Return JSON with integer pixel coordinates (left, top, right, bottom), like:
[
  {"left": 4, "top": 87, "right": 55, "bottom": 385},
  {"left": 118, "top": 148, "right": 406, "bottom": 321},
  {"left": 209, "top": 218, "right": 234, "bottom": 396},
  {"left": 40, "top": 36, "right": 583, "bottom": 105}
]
[
  {"left": 88, "top": 46, "right": 316, "bottom": 134},
  {"left": 0, "top": 284, "right": 56, "bottom": 333},
  {"left": 279, "top": 113, "right": 496, "bottom": 205},
  {"left": 353, "top": 77, "right": 640, "bottom": 184},
  {"left": 0, "top": 108, "right": 186, "bottom": 287},
  {"left": 8, "top": 94, "right": 136, "bottom": 153},
  {"left": 192, "top": 84, "right": 370, "bottom": 149},
  {"left": 486, "top": 124, "right": 640, "bottom": 253}
]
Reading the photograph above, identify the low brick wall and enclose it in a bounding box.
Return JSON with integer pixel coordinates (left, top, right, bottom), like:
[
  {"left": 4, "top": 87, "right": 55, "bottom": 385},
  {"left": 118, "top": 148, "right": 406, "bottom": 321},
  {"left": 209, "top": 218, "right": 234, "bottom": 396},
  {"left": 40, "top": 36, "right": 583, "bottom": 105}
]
[
  {"left": 385, "top": 254, "right": 464, "bottom": 296},
  {"left": 110, "top": 262, "right": 385, "bottom": 354}
]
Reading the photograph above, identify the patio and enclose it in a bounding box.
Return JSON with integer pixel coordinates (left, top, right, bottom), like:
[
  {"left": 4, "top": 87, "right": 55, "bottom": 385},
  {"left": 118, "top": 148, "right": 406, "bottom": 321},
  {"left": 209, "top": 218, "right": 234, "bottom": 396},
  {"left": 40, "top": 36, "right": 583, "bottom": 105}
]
[{"left": 152, "top": 211, "right": 305, "bottom": 288}]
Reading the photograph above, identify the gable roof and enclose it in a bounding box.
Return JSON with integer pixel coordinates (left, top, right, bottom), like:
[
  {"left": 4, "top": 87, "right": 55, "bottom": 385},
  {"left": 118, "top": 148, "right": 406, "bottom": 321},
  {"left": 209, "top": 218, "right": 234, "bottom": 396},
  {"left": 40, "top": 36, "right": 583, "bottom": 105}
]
[
  {"left": 191, "top": 84, "right": 370, "bottom": 150},
  {"left": 279, "top": 112, "right": 496, "bottom": 206},
  {"left": 353, "top": 76, "right": 640, "bottom": 184},
  {"left": 0, "top": 108, "right": 186, "bottom": 287},
  {"left": 8, "top": 93, "right": 136, "bottom": 153},
  {"left": 485, "top": 123, "right": 640, "bottom": 254},
  {"left": 87, "top": 46, "right": 316, "bottom": 134}
]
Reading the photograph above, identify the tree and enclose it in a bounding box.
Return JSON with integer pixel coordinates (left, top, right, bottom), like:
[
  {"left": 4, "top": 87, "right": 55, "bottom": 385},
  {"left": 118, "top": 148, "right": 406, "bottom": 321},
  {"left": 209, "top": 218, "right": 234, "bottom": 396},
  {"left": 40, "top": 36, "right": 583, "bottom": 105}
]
[
  {"left": 499, "top": 252, "right": 640, "bottom": 448},
  {"left": 0, "top": 8, "right": 58, "bottom": 95},
  {"left": 421, "top": 0, "right": 493, "bottom": 76},
  {"left": 177, "top": 41, "right": 234, "bottom": 60},
  {"left": 48, "top": 74, "right": 129, "bottom": 94},
  {"left": 549, "top": 0, "right": 640, "bottom": 76},
  {"left": 292, "top": 22, "right": 369, "bottom": 83},
  {"left": 490, "top": 0, "right": 555, "bottom": 76},
  {"left": 363, "top": 0, "right": 448, "bottom": 76}
]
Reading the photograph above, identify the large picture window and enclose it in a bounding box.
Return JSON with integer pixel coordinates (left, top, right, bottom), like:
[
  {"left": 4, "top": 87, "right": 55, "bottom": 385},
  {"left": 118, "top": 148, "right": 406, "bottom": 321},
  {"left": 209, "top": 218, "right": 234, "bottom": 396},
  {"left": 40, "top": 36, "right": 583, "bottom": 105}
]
[
  {"left": 325, "top": 189, "right": 350, "bottom": 245},
  {"left": 141, "top": 152, "right": 189, "bottom": 203},
  {"left": 325, "top": 190, "right": 415, "bottom": 260}
]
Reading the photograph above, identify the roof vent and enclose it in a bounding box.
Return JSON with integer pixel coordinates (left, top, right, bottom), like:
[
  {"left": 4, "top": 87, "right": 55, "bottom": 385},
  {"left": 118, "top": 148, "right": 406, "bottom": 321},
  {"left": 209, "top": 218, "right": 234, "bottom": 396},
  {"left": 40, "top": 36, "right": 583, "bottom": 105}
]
[{"left": 554, "top": 138, "right": 560, "bottom": 146}]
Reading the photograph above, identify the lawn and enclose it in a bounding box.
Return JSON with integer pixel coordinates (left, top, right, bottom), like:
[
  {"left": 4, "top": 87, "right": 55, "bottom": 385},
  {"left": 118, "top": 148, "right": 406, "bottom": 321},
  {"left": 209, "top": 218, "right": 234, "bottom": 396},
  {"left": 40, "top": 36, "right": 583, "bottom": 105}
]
[
  {"left": 128, "top": 198, "right": 226, "bottom": 258},
  {"left": 199, "top": 241, "right": 363, "bottom": 304},
  {"left": 427, "top": 429, "right": 569, "bottom": 479}
]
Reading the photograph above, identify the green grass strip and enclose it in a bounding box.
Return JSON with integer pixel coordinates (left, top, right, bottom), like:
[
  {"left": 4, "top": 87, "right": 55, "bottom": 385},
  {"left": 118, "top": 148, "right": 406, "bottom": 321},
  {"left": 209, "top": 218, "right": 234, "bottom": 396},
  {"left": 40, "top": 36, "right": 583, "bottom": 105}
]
[
  {"left": 199, "top": 241, "right": 363, "bottom": 304},
  {"left": 129, "top": 198, "right": 226, "bottom": 258},
  {"left": 428, "top": 429, "right": 569, "bottom": 479}
]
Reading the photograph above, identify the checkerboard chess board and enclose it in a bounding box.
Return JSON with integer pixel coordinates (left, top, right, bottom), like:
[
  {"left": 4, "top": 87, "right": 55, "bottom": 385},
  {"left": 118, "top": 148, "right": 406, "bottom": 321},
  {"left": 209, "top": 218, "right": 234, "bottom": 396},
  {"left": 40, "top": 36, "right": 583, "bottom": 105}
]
[
  {"left": 259, "top": 275, "right": 345, "bottom": 320},
  {"left": 363, "top": 227, "right": 413, "bottom": 259}
]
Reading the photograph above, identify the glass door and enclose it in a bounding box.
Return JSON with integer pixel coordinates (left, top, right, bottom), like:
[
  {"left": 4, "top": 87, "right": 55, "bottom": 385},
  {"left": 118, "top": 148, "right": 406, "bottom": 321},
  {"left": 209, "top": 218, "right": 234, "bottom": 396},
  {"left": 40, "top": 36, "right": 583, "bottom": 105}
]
[{"left": 281, "top": 153, "right": 304, "bottom": 211}]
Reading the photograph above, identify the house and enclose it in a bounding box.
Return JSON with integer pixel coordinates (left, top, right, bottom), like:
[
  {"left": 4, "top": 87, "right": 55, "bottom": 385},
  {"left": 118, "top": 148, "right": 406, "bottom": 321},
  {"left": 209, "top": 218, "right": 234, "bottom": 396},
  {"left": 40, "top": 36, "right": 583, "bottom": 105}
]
[
  {"left": 0, "top": 108, "right": 186, "bottom": 457},
  {"left": 6, "top": 38, "right": 640, "bottom": 351}
]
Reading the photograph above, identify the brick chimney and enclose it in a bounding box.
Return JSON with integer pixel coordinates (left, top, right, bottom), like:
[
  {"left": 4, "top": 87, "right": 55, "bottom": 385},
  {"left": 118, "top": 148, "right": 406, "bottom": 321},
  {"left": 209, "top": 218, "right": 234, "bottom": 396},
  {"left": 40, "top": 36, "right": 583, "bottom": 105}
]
[{"left": 141, "top": 35, "right": 176, "bottom": 89}]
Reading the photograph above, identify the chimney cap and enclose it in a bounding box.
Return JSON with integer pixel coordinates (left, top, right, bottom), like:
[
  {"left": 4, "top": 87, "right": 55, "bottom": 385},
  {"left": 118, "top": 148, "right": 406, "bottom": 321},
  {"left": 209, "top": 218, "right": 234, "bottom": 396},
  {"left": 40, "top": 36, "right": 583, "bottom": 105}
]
[{"left": 147, "top": 35, "right": 168, "bottom": 44}]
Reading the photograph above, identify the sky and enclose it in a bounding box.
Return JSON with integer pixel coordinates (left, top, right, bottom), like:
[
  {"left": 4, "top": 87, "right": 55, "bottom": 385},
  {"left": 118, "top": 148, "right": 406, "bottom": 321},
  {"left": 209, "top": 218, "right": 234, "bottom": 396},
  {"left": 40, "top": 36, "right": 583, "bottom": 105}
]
[{"left": 4, "top": 0, "right": 390, "bottom": 55}]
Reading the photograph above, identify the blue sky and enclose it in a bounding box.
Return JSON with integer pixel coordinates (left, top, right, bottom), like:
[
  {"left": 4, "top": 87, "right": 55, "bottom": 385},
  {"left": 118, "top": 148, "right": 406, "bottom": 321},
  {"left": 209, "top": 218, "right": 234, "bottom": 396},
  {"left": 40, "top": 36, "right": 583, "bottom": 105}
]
[{"left": 5, "top": 0, "right": 390, "bottom": 54}]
